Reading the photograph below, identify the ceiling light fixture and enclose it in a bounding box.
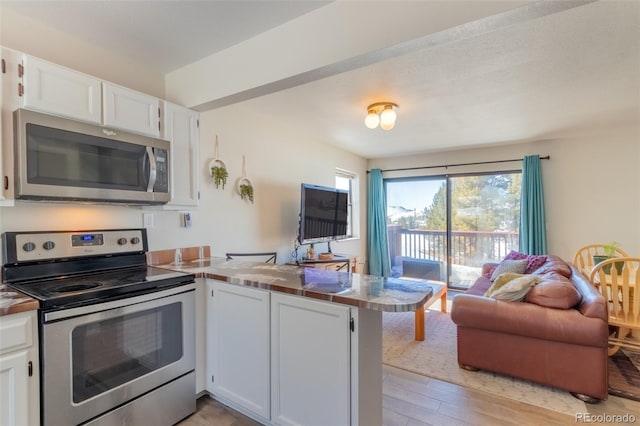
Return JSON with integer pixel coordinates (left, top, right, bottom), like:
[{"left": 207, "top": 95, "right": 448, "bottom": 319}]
[{"left": 364, "top": 102, "right": 398, "bottom": 130}]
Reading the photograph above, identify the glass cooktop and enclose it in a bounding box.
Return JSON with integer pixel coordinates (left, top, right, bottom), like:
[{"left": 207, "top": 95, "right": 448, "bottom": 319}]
[{"left": 8, "top": 266, "right": 194, "bottom": 310}]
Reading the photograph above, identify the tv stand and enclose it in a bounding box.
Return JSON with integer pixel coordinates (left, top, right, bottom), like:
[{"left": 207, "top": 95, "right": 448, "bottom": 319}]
[{"left": 290, "top": 254, "right": 358, "bottom": 273}]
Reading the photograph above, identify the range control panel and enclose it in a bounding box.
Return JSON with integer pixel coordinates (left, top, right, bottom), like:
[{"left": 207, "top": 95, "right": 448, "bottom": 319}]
[{"left": 3, "top": 229, "right": 147, "bottom": 263}]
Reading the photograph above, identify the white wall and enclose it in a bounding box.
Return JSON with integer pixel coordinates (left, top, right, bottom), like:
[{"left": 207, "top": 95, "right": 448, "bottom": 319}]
[
  {"left": 194, "top": 101, "right": 367, "bottom": 264},
  {"left": 368, "top": 123, "right": 640, "bottom": 262}
]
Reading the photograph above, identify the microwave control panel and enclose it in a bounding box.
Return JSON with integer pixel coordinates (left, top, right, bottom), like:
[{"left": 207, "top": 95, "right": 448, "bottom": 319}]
[{"left": 153, "top": 148, "right": 169, "bottom": 193}]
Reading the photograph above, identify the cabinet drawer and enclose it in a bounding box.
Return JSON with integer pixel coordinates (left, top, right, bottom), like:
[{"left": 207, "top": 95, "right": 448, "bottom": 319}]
[{"left": 0, "top": 312, "right": 33, "bottom": 354}]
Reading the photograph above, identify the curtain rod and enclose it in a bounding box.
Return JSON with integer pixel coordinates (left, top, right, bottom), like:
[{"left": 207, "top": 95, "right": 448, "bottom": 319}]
[{"left": 367, "top": 155, "right": 550, "bottom": 174}]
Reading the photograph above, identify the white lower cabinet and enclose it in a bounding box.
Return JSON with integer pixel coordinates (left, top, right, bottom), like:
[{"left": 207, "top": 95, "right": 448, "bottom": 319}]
[
  {"left": 270, "top": 293, "right": 351, "bottom": 426},
  {"left": 0, "top": 310, "right": 40, "bottom": 426},
  {"left": 205, "top": 280, "right": 381, "bottom": 426},
  {"left": 206, "top": 280, "right": 270, "bottom": 420}
]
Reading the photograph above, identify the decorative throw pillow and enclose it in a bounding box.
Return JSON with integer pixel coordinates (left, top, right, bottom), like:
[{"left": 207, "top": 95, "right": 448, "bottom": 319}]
[
  {"left": 504, "top": 250, "right": 548, "bottom": 274},
  {"left": 489, "top": 275, "right": 542, "bottom": 302},
  {"left": 484, "top": 272, "right": 526, "bottom": 297},
  {"left": 504, "top": 250, "right": 528, "bottom": 261},
  {"left": 489, "top": 259, "right": 528, "bottom": 282}
]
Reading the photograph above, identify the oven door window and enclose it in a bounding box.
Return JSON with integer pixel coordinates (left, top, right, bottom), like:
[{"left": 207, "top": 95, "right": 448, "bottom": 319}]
[
  {"left": 71, "top": 302, "right": 183, "bottom": 403},
  {"left": 26, "top": 123, "right": 150, "bottom": 191}
]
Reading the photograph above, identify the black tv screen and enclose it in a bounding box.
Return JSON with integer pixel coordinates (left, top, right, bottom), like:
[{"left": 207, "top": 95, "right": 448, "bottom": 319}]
[{"left": 298, "top": 183, "right": 348, "bottom": 244}]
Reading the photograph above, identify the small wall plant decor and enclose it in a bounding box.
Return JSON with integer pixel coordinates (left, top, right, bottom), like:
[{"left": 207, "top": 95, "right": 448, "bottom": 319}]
[
  {"left": 238, "top": 155, "right": 254, "bottom": 203},
  {"left": 209, "top": 135, "right": 228, "bottom": 189},
  {"left": 239, "top": 181, "right": 254, "bottom": 203}
]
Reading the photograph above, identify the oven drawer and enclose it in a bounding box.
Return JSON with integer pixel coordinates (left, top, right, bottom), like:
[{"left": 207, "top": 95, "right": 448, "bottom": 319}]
[{"left": 0, "top": 311, "right": 34, "bottom": 355}]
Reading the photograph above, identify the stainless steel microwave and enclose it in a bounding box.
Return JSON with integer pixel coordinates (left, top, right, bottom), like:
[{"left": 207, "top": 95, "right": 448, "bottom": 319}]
[{"left": 13, "top": 109, "right": 170, "bottom": 204}]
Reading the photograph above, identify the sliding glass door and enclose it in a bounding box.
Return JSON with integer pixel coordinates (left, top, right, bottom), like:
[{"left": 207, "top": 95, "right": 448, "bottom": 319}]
[
  {"left": 386, "top": 172, "right": 521, "bottom": 289},
  {"left": 386, "top": 178, "right": 447, "bottom": 282}
]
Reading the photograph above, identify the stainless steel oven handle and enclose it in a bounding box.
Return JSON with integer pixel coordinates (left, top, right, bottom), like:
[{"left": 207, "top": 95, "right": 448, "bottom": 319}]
[
  {"left": 146, "top": 146, "right": 157, "bottom": 192},
  {"left": 44, "top": 283, "right": 195, "bottom": 322}
]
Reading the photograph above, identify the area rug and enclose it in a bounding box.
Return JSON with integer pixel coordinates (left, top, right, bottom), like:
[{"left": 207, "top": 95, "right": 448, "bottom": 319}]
[
  {"left": 382, "top": 310, "right": 587, "bottom": 416},
  {"left": 609, "top": 348, "right": 640, "bottom": 401}
]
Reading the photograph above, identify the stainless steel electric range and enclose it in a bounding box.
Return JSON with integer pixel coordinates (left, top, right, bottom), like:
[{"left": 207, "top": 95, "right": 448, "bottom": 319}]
[{"left": 2, "top": 229, "right": 196, "bottom": 426}]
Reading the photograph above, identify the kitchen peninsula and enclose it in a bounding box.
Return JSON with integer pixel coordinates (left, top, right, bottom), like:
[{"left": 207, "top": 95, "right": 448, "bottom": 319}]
[{"left": 157, "top": 256, "right": 434, "bottom": 426}]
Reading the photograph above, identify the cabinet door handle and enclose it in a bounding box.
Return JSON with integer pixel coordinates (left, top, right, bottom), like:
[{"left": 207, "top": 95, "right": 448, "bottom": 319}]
[{"left": 28, "top": 361, "right": 33, "bottom": 377}]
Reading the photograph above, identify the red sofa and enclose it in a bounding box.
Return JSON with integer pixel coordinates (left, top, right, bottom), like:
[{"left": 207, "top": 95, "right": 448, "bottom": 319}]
[{"left": 451, "top": 255, "right": 609, "bottom": 401}]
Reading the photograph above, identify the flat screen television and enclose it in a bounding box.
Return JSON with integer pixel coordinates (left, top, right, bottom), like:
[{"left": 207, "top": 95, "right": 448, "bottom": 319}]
[{"left": 298, "top": 183, "right": 348, "bottom": 245}]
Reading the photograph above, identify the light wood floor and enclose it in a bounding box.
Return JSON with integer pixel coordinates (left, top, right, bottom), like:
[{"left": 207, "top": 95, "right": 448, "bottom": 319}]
[
  {"left": 178, "top": 364, "right": 640, "bottom": 426},
  {"left": 179, "top": 295, "right": 640, "bottom": 425}
]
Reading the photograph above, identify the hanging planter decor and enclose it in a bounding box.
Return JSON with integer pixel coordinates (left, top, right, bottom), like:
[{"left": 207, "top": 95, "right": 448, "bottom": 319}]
[
  {"left": 209, "top": 135, "right": 228, "bottom": 189},
  {"left": 238, "top": 155, "right": 254, "bottom": 203}
]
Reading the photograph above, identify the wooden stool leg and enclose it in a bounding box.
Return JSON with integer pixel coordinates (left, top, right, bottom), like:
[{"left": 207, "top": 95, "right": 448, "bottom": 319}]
[{"left": 415, "top": 305, "right": 425, "bottom": 341}]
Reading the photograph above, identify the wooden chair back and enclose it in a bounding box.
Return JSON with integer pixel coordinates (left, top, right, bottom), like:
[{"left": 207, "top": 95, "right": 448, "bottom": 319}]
[
  {"left": 589, "top": 257, "right": 640, "bottom": 355},
  {"left": 573, "top": 244, "right": 629, "bottom": 277}
]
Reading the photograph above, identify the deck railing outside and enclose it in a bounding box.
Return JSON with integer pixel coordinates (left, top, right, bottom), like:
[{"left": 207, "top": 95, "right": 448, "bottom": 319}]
[{"left": 388, "top": 225, "right": 519, "bottom": 287}]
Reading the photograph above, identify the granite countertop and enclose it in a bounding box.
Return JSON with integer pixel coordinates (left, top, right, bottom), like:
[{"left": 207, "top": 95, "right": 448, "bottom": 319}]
[
  {"left": 156, "top": 257, "right": 436, "bottom": 312},
  {"left": 0, "top": 257, "right": 437, "bottom": 316},
  {"left": 0, "top": 284, "right": 39, "bottom": 317}
]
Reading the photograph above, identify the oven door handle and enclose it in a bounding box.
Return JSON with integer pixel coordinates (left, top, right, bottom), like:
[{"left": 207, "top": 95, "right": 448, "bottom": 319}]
[{"left": 44, "top": 282, "right": 195, "bottom": 322}]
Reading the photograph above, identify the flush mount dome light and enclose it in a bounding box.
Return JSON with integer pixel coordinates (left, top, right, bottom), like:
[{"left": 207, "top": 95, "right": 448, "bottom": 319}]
[{"left": 364, "top": 102, "right": 398, "bottom": 130}]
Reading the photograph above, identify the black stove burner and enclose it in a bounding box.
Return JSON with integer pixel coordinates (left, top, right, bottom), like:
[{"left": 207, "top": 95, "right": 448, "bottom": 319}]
[{"left": 55, "top": 283, "right": 102, "bottom": 293}]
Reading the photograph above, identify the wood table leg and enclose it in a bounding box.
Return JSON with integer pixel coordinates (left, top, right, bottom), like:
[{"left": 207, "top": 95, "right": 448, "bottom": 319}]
[
  {"left": 415, "top": 305, "right": 425, "bottom": 341},
  {"left": 440, "top": 287, "right": 448, "bottom": 313}
]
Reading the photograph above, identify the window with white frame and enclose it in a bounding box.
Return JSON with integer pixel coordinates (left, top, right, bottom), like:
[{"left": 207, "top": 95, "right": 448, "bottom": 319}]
[{"left": 335, "top": 169, "right": 357, "bottom": 238}]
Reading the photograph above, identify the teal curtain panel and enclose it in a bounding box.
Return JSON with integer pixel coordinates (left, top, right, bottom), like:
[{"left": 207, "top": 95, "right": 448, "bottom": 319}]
[
  {"left": 519, "top": 155, "right": 548, "bottom": 254},
  {"left": 367, "top": 169, "right": 391, "bottom": 277}
]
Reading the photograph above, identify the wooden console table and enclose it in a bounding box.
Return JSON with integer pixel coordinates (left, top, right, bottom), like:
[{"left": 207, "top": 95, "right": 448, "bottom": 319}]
[{"left": 289, "top": 254, "right": 358, "bottom": 273}]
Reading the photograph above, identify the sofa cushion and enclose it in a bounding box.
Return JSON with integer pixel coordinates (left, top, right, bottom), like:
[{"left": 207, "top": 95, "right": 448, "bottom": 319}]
[
  {"left": 526, "top": 274, "right": 583, "bottom": 309},
  {"left": 488, "top": 274, "right": 542, "bottom": 301},
  {"left": 490, "top": 259, "right": 528, "bottom": 281},
  {"left": 530, "top": 255, "right": 572, "bottom": 278},
  {"left": 467, "top": 275, "right": 491, "bottom": 296}
]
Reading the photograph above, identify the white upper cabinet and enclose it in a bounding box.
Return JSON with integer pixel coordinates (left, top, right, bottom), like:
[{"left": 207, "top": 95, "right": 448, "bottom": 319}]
[
  {"left": 161, "top": 101, "right": 199, "bottom": 207},
  {"left": 1, "top": 47, "right": 22, "bottom": 203},
  {"left": 0, "top": 50, "right": 5, "bottom": 202},
  {"left": 102, "top": 82, "right": 160, "bottom": 137},
  {"left": 21, "top": 55, "right": 102, "bottom": 124}
]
